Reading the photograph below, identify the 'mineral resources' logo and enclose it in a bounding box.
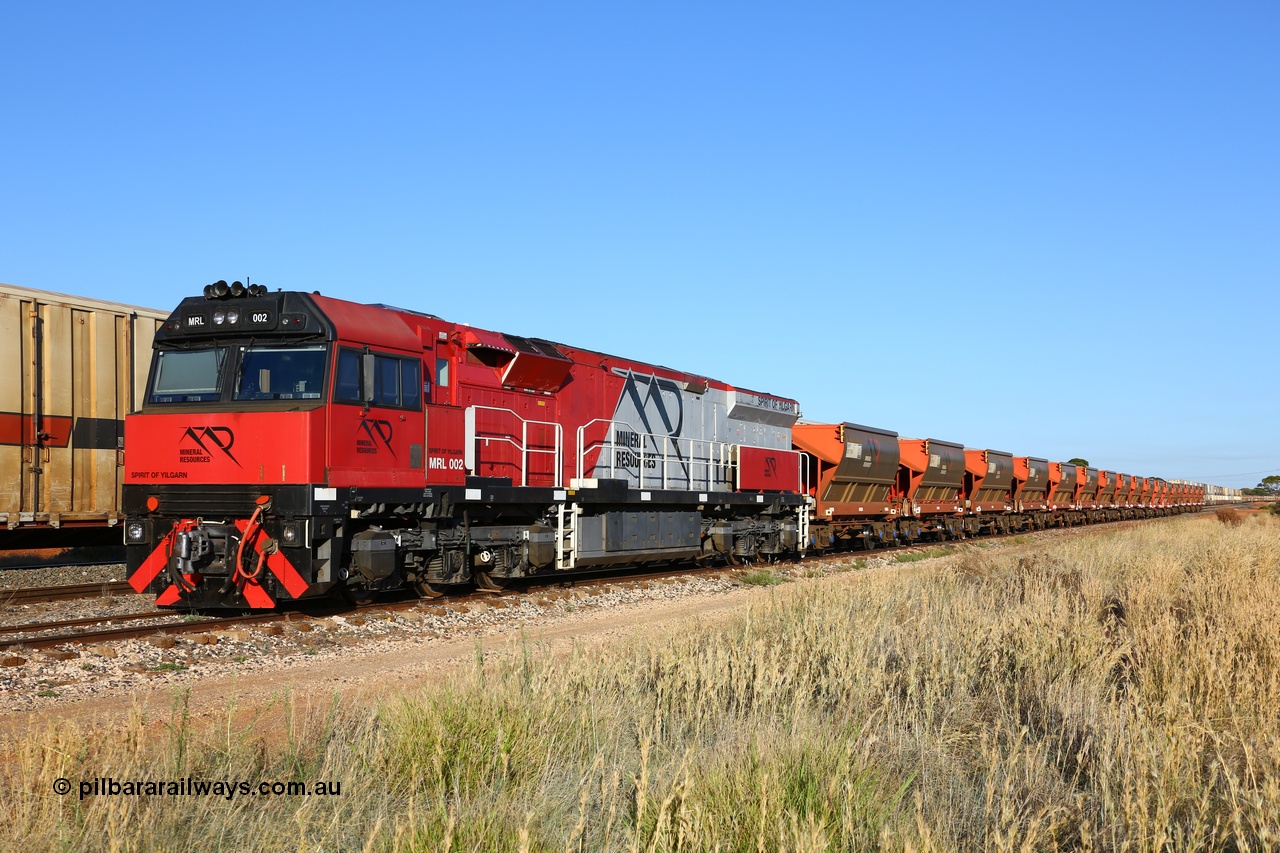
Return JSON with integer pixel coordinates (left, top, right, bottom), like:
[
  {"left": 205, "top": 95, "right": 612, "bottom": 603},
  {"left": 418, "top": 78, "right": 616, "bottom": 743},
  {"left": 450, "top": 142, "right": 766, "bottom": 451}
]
[
  {"left": 180, "top": 426, "right": 238, "bottom": 466},
  {"left": 609, "top": 370, "right": 688, "bottom": 477}
]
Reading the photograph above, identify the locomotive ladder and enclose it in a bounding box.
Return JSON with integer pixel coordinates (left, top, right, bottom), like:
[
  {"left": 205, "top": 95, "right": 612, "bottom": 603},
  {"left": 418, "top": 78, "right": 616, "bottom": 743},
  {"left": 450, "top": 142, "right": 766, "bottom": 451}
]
[
  {"left": 555, "top": 501, "right": 580, "bottom": 570},
  {"left": 798, "top": 496, "right": 812, "bottom": 556}
]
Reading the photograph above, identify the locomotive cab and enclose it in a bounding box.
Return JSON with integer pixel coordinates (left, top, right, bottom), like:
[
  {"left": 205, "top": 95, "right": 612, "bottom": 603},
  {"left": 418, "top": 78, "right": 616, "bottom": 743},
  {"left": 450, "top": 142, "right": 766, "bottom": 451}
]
[{"left": 124, "top": 284, "right": 429, "bottom": 608}]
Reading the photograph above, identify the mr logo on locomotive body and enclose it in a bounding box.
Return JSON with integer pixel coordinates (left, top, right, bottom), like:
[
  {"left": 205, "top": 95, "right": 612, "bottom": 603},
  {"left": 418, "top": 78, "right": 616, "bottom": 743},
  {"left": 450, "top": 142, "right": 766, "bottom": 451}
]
[
  {"left": 356, "top": 416, "right": 395, "bottom": 457},
  {"left": 180, "top": 426, "right": 238, "bottom": 466},
  {"left": 609, "top": 370, "right": 689, "bottom": 475},
  {"left": 762, "top": 455, "right": 778, "bottom": 480}
]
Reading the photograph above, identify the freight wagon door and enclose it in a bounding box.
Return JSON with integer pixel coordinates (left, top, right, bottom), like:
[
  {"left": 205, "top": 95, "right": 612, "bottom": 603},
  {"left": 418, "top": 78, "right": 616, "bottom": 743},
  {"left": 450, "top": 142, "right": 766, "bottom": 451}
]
[
  {"left": 0, "top": 295, "right": 71, "bottom": 524},
  {"left": 0, "top": 291, "right": 39, "bottom": 523}
]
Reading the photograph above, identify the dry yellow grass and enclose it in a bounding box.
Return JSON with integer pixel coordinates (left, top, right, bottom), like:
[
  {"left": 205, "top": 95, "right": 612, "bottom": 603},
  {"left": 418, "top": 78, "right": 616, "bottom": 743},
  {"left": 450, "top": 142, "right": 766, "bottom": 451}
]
[
  {"left": 1215, "top": 506, "right": 1246, "bottom": 526},
  {"left": 4, "top": 513, "right": 1279, "bottom": 850}
]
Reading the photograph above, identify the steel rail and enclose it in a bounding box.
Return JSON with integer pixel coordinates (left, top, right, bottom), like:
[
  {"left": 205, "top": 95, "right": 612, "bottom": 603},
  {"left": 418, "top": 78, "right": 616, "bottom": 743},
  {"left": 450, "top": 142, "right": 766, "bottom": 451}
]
[
  {"left": 0, "top": 613, "right": 288, "bottom": 652},
  {"left": 1, "top": 581, "right": 135, "bottom": 605},
  {"left": 0, "top": 610, "right": 180, "bottom": 638}
]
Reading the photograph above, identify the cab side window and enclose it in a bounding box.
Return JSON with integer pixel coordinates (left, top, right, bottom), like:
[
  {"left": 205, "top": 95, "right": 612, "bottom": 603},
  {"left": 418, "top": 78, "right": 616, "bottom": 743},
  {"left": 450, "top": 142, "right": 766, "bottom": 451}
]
[
  {"left": 334, "top": 350, "right": 361, "bottom": 403},
  {"left": 375, "top": 356, "right": 400, "bottom": 407},
  {"left": 401, "top": 360, "right": 422, "bottom": 409},
  {"left": 333, "top": 348, "right": 422, "bottom": 411}
]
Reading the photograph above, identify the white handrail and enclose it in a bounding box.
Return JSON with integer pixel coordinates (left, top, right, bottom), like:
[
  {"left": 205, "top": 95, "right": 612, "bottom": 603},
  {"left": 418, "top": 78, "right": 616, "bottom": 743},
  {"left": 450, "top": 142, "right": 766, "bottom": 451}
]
[
  {"left": 464, "top": 405, "right": 563, "bottom": 487},
  {"left": 575, "top": 418, "right": 736, "bottom": 491},
  {"left": 576, "top": 419, "right": 807, "bottom": 495}
]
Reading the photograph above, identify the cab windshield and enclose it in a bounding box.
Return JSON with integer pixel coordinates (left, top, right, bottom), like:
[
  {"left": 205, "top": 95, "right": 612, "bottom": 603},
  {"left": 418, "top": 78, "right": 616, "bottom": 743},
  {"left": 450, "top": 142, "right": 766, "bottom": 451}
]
[
  {"left": 149, "top": 348, "right": 228, "bottom": 403},
  {"left": 147, "top": 343, "right": 329, "bottom": 405},
  {"left": 233, "top": 345, "right": 327, "bottom": 401}
]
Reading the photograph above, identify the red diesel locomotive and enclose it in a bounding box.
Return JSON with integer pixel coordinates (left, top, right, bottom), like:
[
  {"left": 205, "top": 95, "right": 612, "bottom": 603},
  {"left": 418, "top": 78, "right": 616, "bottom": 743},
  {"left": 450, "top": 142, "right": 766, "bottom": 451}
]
[{"left": 124, "top": 282, "right": 808, "bottom": 608}]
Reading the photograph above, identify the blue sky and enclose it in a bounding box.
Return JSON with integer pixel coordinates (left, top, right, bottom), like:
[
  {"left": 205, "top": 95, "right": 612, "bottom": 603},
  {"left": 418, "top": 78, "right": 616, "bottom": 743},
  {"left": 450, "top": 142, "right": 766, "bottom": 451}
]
[{"left": 2, "top": 2, "right": 1276, "bottom": 488}]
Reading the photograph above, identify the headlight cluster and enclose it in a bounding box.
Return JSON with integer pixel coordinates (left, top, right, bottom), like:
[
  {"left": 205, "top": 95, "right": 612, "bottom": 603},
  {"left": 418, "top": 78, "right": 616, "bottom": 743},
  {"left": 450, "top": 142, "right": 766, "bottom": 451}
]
[
  {"left": 203, "top": 279, "right": 268, "bottom": 299},
  {"left": 126, "top": 522, "right": 146, "bottom": 542}
]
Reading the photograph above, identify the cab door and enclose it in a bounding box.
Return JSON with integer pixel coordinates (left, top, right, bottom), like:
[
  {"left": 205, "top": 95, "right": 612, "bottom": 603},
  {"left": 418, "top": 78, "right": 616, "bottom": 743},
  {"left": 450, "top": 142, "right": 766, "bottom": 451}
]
[
  {"left": 423, "top": 341, "right": 465, "bottom": 485},
  {"left": 326, "top": 347, "right": 425, "bottom": 488}
]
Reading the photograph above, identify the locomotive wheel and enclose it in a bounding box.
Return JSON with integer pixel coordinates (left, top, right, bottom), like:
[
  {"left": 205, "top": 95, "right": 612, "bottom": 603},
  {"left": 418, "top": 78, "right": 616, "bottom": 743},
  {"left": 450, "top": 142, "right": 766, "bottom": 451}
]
[
  {"left": 477, "top": 571, "right": 510, "bottom": 592},
  {"left": 413, "top": 580, "right": 446, "bottom": 599},
  {"left": 339, "top": 584, "right": 376, "bottom": 606}
]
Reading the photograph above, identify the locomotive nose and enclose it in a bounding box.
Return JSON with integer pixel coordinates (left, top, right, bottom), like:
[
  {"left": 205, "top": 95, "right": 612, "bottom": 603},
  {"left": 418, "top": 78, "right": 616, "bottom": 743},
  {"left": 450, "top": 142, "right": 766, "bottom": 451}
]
[
  {"left": 154, "top": 519, "right": 240, "bottom": 603},
  {"left": 126, "top": 484, "right": 315, "bottom": 610}
]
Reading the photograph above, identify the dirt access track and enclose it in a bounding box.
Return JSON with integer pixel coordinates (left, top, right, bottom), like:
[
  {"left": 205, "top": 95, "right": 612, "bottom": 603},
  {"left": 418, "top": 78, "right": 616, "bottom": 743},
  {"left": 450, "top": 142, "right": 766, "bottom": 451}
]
[{"left": 0, "top": 577, "right": 829, "bottom": 737}]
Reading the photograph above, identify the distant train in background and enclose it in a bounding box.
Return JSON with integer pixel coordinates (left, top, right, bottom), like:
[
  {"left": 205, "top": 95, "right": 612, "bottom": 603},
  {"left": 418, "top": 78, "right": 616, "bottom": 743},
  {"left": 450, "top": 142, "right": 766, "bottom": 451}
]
[{"left": 1192, "top": 482, "right": 1247, "bottom": 503}]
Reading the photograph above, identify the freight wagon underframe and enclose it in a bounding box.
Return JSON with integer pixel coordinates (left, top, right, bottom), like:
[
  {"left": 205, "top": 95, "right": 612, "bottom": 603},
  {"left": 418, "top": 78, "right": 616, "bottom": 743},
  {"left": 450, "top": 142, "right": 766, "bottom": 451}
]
[{"left": 806, "top": 504, "right": 1179, "bottom": 553}]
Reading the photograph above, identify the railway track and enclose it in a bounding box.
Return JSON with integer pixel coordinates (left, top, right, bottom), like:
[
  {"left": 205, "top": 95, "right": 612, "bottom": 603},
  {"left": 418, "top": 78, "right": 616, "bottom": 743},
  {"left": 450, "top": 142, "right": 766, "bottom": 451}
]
[
  {"left": 1, "top": 581, "right": 134, "bottom": 605},
  {"left": 0, "top": 544, "right": 1016, "bottom": 655},
  {"left": 0, "top": 564, "right": 733, "bottom": 653},
  {"left": 0, "top": 609, "right": 175, "bottom": 637},
  {"left": 0, "top": 612, "right": 291, "bottom": 652},
  {"left": 0, "top": 510, "right": 1230, "bottom": 655}
]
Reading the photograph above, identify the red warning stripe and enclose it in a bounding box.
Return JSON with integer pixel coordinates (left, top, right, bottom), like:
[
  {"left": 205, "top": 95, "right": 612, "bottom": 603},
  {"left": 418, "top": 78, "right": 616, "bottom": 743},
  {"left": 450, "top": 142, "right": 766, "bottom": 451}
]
[
  {"left": 234, "top": 519, "right": 310, "bottom": 600},
  {"left": 155, "top": 574, "right": 202, "bottom": 606},
  {"left": 129, "top": 532, "right": 175, "bottom": 593},
  {"left": 156, "top": 575, "right": 274, "bottom": 608},
  {"left": 134, "top": 518, "right": 306, "bottom": 609},
  {"left": 238, "top": 579, "right": 275, "bottom": 608},
  {"left": 0, "top": 412, "right": 73, "bottom": 447},
  {"left": 264, "top": 550, "right": 309, "bottom": 599}
]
